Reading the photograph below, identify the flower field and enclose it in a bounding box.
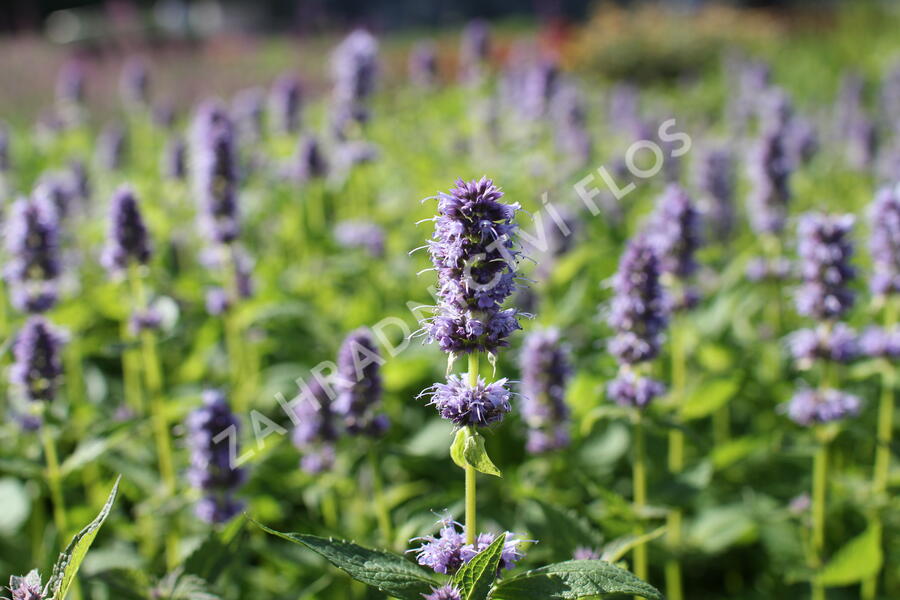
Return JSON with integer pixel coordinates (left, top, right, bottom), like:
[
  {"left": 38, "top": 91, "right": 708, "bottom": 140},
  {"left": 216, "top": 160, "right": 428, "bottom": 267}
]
[{"left": 1, "top": 3, "right": 900, "bottom": 599}]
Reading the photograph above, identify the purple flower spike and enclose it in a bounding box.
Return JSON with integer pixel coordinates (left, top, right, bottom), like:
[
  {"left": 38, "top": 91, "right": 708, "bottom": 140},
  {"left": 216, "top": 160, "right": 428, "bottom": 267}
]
[
  {"left": 293, "top": 136, "right": 329, "bottom": 181},
  {"left": 520, "top": 329, "right": 572, "bottom": 454},
  {"left": 292, "top": 378, "right": 340, "bottom": 474},
  {"left": 411, "top": 518, "right": 529, "bottom": 576},
  {"left": 186, "top": 390, "right": 246, "bottom": 524},
  {"left": 459, "top": 20, "right": 490, "bottom": 83},
  {"left": 270, "top": 74, "right": 303, "bottom": 135},
  {"left": 192, "top": 110, "right": 240, "bottom": 244},
  {"left": 96, "top": 123, "right": 128, "bottom": 171},
  {"left": 795, "top": 213, "right": 856, "bottom": 321},
  {"left": 102, "top": 186, "right": 152, "bottom": 274},
  {"left": 409, "top": 42, "right": 439, "bottom": 88},
  {"left": 424, "top": 177, "right": 524, "bottom": 355},
  {"left": 748, "top": 127, "right": 792, "bottom": 235},
  {"left": 4, "top": 196, "right": 61, "bottom": 314},
  {"left": 423, "top": 374, "right": 512, "bottom": 428},
  {"left": 119, "top": 57, "right": 150, "bottom": 108},
  {"left": 787, "top": 323, "right": 858, "bottom": 366},
  {"left": 785, "top": 388, "right": 860, "bottom": 427},
  {"left": 649, "top": 184, "right": 703, "bottom": 281},
  {"left": 162, "top": 137, "right": 187, "bottom": 180},
  {"left": 869, "top": 186, "right": 900, "bottom": 297},
  {"left": 608, "top": 235, "right": 669, "bottom": 365},
  {"left": 858, "top": 326, "right": 900, "bottom": 359},
  {"left": 694, "top": 147, "right": 735, "bottom": 241},
  {"left": 423, "top": 585, "right": 463, "bottom": 600},
  {"left": 606, "top": 371, "right": 666, "bottom": 409},
  {"left": 10, "top": 317, "right": 65, "bottom": 404},
  {"left": 205, "top": 287, "right": 231, "bottom": 316},
  {"left": 334, "top": 328, "right": 388, "bottom": 436}
]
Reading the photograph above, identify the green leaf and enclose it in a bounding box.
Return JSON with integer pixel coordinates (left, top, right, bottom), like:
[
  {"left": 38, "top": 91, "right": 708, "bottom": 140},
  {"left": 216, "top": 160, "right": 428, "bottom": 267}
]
[
  {"left": 680, "top": 379, "right": 739, "bottom": 421},
  {"left": 253, "top": 522, "right": 440, "bottom": 600},
  {"left": 491, "top": 560, "right": 663, "bottom": 599},
  {"left": 183, "top": 517, "right": 248, "bottom": 584},
  {"left": 524, "top": 499, "right": 604, "bottom": 559},
  {"left": 0, "top": 478, "right": 31, "bottom": 534},
  {"left": 450, "top": 428, "right": 502, "bottom": 477},
  {"left": 45, "top": 476, "right": 121, "bottom": 600},
  {"left": 450, "top": 533, "right": 505, "bottom": 600},
  {"left": 600, "top": 526, "right": 667, "bottom": 564},
  {"left": 817, "top": 525, "right": 883, "bottom": 586}
]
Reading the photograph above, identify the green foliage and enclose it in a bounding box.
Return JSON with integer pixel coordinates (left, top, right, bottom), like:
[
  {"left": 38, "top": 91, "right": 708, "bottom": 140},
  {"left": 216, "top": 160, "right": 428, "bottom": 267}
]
[
  {"left": 451, "top": 428, "right": 502, "bottom": 477},
  {"left": 491, "top": 560, "right": 664, "bottom": 600},
  {"left": 817, "top": 526, "right": 883, "bottom": 586},
  {"left": 450, "top": 533, "right": 506, "bottom": 600}
]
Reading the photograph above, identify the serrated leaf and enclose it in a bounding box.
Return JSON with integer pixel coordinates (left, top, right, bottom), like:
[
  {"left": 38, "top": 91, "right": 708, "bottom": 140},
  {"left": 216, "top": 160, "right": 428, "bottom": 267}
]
[
  {"left": 601, "top": 526, "right": 667, "bottom": 564},
  {"left": 254, "top": 522, "right": 440, "bottom": 600},
  {"left": 490, "top": 560, "right": 663, "bottom": 599},
  {"left": 450, "top": 428, "right": 501, "bottom": 477},
  {"left": 450, "top": 533, "right": 505, "bottom": 600},
  {"left": 680, "top": 379, "right": 739, "bottom": 421},
  {"left": 45, "top": 476, "right": 121, "bottom": 600},
  {"left": 816, "top": 525, "right": 883, "bottom": 586}
]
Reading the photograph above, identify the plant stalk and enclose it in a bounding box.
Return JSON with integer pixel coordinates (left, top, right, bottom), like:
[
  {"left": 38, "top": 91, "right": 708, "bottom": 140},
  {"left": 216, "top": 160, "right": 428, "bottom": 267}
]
[
  {"left": 465, "top": 352, "right": 480, "bottom": 546},
  {"left": 812, "top": 439, "right": 828, "bottom": 600},
  {"left": 667, "top": 320, "right": 686, "bottom": 600},
  {"left": 633, "top": 411, "right": 648, "bottom": 593}
]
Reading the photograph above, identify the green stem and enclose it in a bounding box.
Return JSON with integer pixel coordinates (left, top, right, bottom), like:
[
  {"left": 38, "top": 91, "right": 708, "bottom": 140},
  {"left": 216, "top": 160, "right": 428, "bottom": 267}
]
[
  {"left": 666, "top": 320, "right": 685, "bottom": 600},
  {"left": 369, "top": 450, "right": 393, "bottom": 547},
  {"left": 41, "top": 426, "right": 68, "bottom": 537},
  {"left": 465, "top": 353, "right": 480, "bottom": 546},
  {"left": 633, "top": 411, "right": 648, "bottom": 592},
  {"left": 812, "top": 439, "right": 828, "bottom": 600},
  {"left": 129, "top": 263, "right": 179, "bottom": 568},
  {"left": 223, "top": 245, "right": 248, "bottom": 414},
  {"left": 862, "top": 300, "right": 898, "bottom": 600},
  {"left": 121, "top": 320, "right": 144, "bottom": 415}
]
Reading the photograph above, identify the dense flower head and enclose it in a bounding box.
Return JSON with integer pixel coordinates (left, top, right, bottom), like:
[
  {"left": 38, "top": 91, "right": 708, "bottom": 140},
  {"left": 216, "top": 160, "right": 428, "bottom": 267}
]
[
  {"left": 292, "top": 136, "right": 329, "bottom": 181},
  {"left": 649, "top": 185, "right": 703, "bottom": 281},
  {"left": 425, "top": 177, "right": 523, "bottom": 355},
  {"left": 606, "top": 371, "right": 666, "bottom": 409},
  {"left": 192, "top": 110, "right": 240, "bottom": 244},
  {"left": 162, "top": 137, "right": 187, "bottom": 180},
  {"left": 787, "top": 323, "right": 858, "bottom": 366},
  {"left": 747, "top": 127, "right": 792, "bottom": 235},
  {"left": 292, "top": 378, "right": 339, "bottom": 474},
  {"left": 68, "top": 159, "right": 90, "bottom": 202},
  {"left": 795, "top": 213, "right": 856, "bottom": 320},
  {"left": 332, "top": 29, "right": 379, "bottom": 106},
  {"left": 102, "top": 187, "right": 152, "bottom": 273},
  {"left": 96, "top": 123, "right": 128, "bottom": 171},
  {"left": 422, "top": 374, "right": 512, "bottom": 427},
  {"left": 7, "top": 570, "right": 43, "bottom": 600},
  {"left": 694, "top": 147, "right": 734, "bottom": 240},
  {"left": 4, "top": 196, "right": 61, "bottom": 313},
  {"left": 10, "top": 317, "right": 65, "bottom": 404},
  {"left": 608, "top": 235, "right": 669, "bottom": 364},
  {"left": 411, "top": 518, "right": 528, "bottom": 576},
  {"left": 409, "top": 42, "right": 438, "bottom": 88},
  {"left": 785, "top": 388, "right": 860, "bottom": 426},
  {"left": 334, "top": 328, "right": 388, "bottom": 436},
  {"left": 34, "top": 172, "right": 75, "bottom": 220},
  {"left": 334, "top": 220, "right": 385, "bottom": 257},
  {"left": 269, "top": 74, "right": 303, "bottom": 134},
  {"left": 858, "top": 326, "right": 900, "bottom": 359},
  {"left": 185, "top": 389, "right": 246, "bottom": 523},
  {"left": 869, "top": 186, "right": 900, "bottom": 296},
  {"left": 423, "top": 585, "right": 462, "bottom": 600},
  {"left": 519, "top": 329, "right": 572, "bottom": 454}
]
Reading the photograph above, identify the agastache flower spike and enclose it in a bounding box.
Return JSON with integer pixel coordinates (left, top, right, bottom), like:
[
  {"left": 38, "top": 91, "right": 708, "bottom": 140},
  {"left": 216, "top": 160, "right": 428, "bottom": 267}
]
[
  {"left": 186, "top": 389, "right": 247, "bottom": 523},
  {"left": 96, "top": 123, "right": 128, "bottom": 171},
  {"left": 119, "top": 57, "right": 150, "bottom": 109},
  {"left": 102, "top": 186, "right": 152, "bottom": 274},
  {"left": 785, "top": 388, "right": 861, "bottom": 427},
  {"left": 459, "top": 20, "right": 490, "bottom": 83},
  {"left": 519, "top": 329, "right": 572, "bottom": 453},
  {"left": 795, "top": 213, "right": 856, "bottom": 320},
  {"left": 331, "top": 29, "right": 379, "bottom": 131},
  {"left": 422, "top": 374, "right": 512, "bottom": 427},
  {"left": 292, "top": 136, "right": 329, "bottom": 181},
  {"left": 409, "top": 42, "right": 439, "bottom": 88},
  {"left": 694, "top": 147, "right": 735, "bottom": 241},
  {"left": 10, "top": 317, "right": 65, "bottom": 405},
  {"left": 748, "top": 127, "right": 792, "bottom": 235},
  {"left": 334, "top": 328, "right": 389, "bottom": 436},
  {"left": 4, "top": 196, "right": 60, "bottom": 313},
  {"left": 649, "top": 185, "right": 703, "bottom": 309},
  {"left": 193, "top": 111, "right": 240, "bottom": 244},
  {"left": 411, "top": 518, "right": 528, "bottom": 575},
  {"left": 423, "top": 585, "right": 462, "bottom": 600},
  {"left": 269, "top": 74, "right": 303, "bottom": 135},
  {"left": 292, "top": 378, "right": 340, "bottom": 474},
  {"left": 869, "top": 186, "right": 900, "bottom": 297},
  {"left": 424, "top": 177, "right": 523, "bottom": 355}
]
